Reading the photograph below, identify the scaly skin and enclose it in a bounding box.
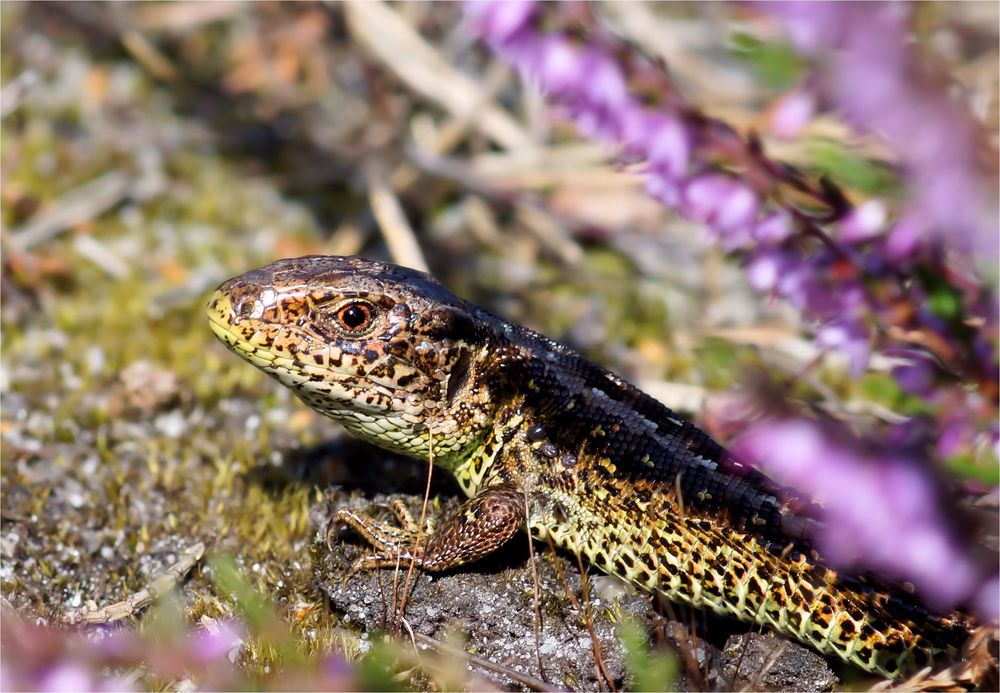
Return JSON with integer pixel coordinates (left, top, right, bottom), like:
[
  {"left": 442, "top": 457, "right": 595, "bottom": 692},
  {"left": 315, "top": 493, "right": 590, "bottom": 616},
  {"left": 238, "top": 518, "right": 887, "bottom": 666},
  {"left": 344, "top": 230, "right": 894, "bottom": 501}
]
[{"left": 207, "top": 255, "right": 974, "bottom": 679}]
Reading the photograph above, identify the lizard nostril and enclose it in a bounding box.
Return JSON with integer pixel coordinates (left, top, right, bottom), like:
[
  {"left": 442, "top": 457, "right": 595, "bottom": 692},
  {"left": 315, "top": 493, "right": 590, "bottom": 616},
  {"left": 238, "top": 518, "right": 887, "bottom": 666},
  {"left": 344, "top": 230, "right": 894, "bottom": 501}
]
[{"left": 235, "top": 298, "right": 255, "bottom": 319}]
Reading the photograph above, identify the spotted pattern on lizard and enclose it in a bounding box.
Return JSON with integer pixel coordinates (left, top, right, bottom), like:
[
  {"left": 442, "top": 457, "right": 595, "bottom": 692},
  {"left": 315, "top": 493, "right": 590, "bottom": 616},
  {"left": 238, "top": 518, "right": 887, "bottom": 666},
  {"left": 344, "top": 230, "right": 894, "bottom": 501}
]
[{"left": 207, "top": 255, "right": 976, "bottom": 680}]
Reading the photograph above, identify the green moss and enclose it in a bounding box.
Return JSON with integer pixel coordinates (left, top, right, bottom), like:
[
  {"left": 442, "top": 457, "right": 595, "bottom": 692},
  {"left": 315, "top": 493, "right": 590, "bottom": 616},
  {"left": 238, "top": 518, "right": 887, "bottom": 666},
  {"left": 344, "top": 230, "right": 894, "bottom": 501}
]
[
  {"left": 619, "top": 620, "right": 679, "bottom": 692},
  {"left": 728, "top": 33, "right": 805, "bottom": 90},
  {"left": 807, "top": 140, "right": 900, "bottom": 197},
  {"left": 857, "top": 372, "right": 933, "bottom": 416},
  {"left": 943, "top": 452, "right": 1000, "bottom": 486},
  {"left": 693, "top": 338, "right": 756, "bottom": 391}
]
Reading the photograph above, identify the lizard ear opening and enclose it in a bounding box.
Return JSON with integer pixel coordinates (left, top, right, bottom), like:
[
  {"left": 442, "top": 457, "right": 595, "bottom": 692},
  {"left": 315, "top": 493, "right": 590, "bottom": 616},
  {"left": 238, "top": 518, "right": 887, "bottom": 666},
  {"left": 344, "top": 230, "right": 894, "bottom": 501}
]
[
  {"left": 423, "top": 306, "right": 478, "bottom": 344},
  {"left": 446, "top": 347, "right": 473, "bottom": 403}
]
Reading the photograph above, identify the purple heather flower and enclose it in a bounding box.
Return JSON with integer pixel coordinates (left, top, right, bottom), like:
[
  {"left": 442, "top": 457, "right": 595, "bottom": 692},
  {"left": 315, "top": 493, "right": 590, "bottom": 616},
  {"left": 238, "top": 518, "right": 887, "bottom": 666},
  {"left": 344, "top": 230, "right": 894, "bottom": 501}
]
[
  {"left": 36, "top": 663, "right": 94, "bottom": 693},
  {"left": 736, "top": 419, "right": 993, "bottom": 614},
  {"left": 532, "top": 35, "right": 582, "bottom": 97},
  {"left": 752, "top": 211, "right": 793, "bottom": 245},
  {"left": 772, "top": 251, "right": 810, "bottom": 302},
  {"left": 839, "top": 200, "right": 887, "bottom": 244},
  {"left": 770, "top": 1, "right": 852, "bottom": 55},
  {"left": 643, "top": 115, "right": 691, "bottom": 179},
  {"left": 464, "top": 0, "right": 997, "bottom": 628},
  {"left": 936, "top": 417, "right": 975, "bottom": 460},
  {"left": 976, "top": 576, "right": 1000, "bottom": 623},
  {"left": 644, "top": 173, "right": 683, "bottom": 208},
  {"left": 817, "top": 319, "right": 871, "bottom": 376},
  {"left": 770, "top": 89, "right": 816, "bottom": 139},
  {"left": 324, "top": 651, "right": 355, "bottom": 679},
  {"left": 679, "top": 173, "right": 766, "bottom": 249},
  {"left": 892, "top": 358, "right": 935, "bottom": 398},
  {"left": 682, "top": 174, "right": 736, "bottom": 225},
  {"left": 746, "top": 250, "right": 781, "bottom": 292},
  {"left": 188, "top": 619, "right": 245, "bottom": 664},
  {"left": 883, "top": 213, "right": 923, "bottom": 261},
  {"left": 763, "top": 2, "right": 998, "bottom": 261},
  {"left": 464, "top": 0, "right": 537, "bottom": 45},
  {"left": 714, "top": 183, "right": 759, "bottom": 242},
  {"left": 581, "top": 50, "right": 629, "bottom": 117}
]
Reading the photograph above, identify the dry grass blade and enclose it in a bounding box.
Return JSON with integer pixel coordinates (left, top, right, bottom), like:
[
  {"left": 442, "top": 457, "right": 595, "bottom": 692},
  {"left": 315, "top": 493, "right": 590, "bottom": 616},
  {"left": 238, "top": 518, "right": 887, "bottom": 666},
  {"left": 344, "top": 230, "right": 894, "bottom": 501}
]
[
  {"left": 133, "top": 1, "right": 245, "bottom": 33},
  {"left": 413, "top": 632, "right": 561, "bottom": 692},
  {"left": 343, "top": 0, "right": 531, "bottom": 150},
  {"left": 741, "top": 638, "right": 788, "bottom": 691},
  {"left": 365, "top": 161, "right": 429, "bottom": 273},
  {"left": 389, "top": 432, "right": 436, "bottom": 633},
  {"left": 1, "top": 70, "right": 37, "bottom": 118},
  {"left": 406, "top": 146, "right": 587, "bottom": 266},
  {"left": 121, "top": 30, "right": 180, "bottom": 82},
  {"left": 523, "top": 495, "right": 549, "bottom": 685},
  {"left": 73, "top": 234, "right": 131, "bottom": 280},
  {"left": 514, "top": 205, "right": 584, "bottom": 266},
  {"left": 11, "top": 171, "right": 133, "bottom": 251}
]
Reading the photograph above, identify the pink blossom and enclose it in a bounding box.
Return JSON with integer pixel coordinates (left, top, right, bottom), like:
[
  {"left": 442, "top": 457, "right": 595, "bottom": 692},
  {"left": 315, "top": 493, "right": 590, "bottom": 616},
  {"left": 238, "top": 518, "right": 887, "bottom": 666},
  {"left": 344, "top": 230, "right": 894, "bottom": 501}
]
[
  {"left": 464, "top": 0, "right": 536, "bottom": 45},
  {"left": 188, "top": 619, "right": 245, "bottom": 663},
  {"left": 839, "top": 200, "right": 887, "bottom": 244},
  {"left": 36, "top": 663, "right": 93, "bottom": 693},
  {"left": 817, "top": 319, "right": 870, "bottom": 376},
  {"left": 763, "top": 1, "right": 998, "bottom": 260},
  {"left": 752, "top": 211, "right": 793, "bottom": 245},
  {"left": 644, "top": 115, "right": 690, "bottom": 179},
  {"left": 770, "top": 89, "right": 815, "bottom": 139},
  {"left": 747, "top": 251, "right": 780, "bottom": 292},
  {"left": 735, "top": 419, "right": 994, "bottom": 615},
  {"left": 532, "top": 36, "right": 581, "bottom": 96}
]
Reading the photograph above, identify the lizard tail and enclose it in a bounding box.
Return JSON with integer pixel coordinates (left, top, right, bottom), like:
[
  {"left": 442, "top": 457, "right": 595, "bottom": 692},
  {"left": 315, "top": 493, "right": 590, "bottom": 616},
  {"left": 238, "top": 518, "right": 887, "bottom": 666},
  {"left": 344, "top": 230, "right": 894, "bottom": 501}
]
[{"left": 567, "top": 486, "right": 978, "bottom": 680}]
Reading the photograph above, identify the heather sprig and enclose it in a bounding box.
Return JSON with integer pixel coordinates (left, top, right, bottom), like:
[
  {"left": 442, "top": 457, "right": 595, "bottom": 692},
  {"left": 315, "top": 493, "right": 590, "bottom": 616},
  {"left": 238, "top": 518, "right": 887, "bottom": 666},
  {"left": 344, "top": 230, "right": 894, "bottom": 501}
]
[
  {"left": 464, "top": 1, "right": 996, "bottom": 392},
  {"left": 734, "top": 418, "right": 995, "bottom": 618},
  {"left": 760, "top": 2, "right": 998, "bottom": 262},
  {"left": 0, "top": 564, "right": 364, "bottom": 692},
  {"left": 464, "top": 0, "right": 998, "bottom": 617},
  {"left": 0, "top": 614, "right": 248, "bottom": 692}
]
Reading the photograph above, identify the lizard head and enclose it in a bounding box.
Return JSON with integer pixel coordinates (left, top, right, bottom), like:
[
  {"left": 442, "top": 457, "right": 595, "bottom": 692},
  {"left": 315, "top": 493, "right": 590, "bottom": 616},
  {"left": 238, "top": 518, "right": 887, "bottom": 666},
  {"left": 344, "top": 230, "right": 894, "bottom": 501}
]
[{"left": 207, "top": 255, "right": 492, "bottom": 462}]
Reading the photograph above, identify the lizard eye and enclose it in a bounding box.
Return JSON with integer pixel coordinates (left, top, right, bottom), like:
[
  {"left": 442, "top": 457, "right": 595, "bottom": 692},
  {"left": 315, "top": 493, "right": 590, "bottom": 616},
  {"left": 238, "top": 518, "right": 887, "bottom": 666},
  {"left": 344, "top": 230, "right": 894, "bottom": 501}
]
[{"left": 334, "top": 301, "right": 376, "bottom": 334}]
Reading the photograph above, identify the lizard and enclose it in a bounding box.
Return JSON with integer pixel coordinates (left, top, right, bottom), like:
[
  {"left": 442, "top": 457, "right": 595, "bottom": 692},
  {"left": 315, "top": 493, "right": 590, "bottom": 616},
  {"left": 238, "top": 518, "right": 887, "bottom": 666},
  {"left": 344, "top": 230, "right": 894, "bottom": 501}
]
[{"left": 206, "top": 254, "right": 978, "bottom": 680}]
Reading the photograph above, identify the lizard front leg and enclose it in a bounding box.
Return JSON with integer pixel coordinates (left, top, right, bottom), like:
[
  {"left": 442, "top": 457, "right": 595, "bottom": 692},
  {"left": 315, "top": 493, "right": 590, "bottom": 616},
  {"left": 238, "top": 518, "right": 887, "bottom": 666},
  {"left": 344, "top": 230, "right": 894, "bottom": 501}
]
[{"left": 334, "top": 484, "right": 526, "bottom": 573}]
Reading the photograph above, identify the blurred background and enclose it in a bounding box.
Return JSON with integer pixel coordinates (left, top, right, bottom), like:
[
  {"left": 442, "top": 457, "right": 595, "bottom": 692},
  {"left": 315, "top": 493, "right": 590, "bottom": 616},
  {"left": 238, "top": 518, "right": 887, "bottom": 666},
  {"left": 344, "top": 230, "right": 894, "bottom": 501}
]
[{"left": 1, "top": 2, "right": 997, "bottom": 691}]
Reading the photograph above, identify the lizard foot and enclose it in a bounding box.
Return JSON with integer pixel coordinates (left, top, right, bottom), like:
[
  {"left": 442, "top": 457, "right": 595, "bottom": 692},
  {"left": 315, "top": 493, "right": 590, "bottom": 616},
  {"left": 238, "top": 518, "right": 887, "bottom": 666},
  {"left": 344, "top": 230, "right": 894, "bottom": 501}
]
[{"left": 327, "top": 484, "right": 527, "bottom": 578}]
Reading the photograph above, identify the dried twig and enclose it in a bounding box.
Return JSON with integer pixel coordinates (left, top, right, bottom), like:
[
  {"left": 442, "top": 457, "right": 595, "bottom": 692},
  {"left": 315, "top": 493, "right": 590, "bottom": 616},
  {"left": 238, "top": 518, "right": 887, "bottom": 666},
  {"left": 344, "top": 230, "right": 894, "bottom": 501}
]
[
  {"left": 547, "top": 545, "right": 616, "bottom": 692},
  {"left": 390, "top": 432, "right": 436, "bottom": 632},
  {"left": 63, "top": 542, "right": 206, "bottom": 625},
  {"left": 406, "top": 147, "right": 587, "bottom": 266},
  {"left": 73, "top": 235, "right": 131, "bottom": 280},
  {"left": 523, "top": 496, "right": 549, "bottom": 685}
]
